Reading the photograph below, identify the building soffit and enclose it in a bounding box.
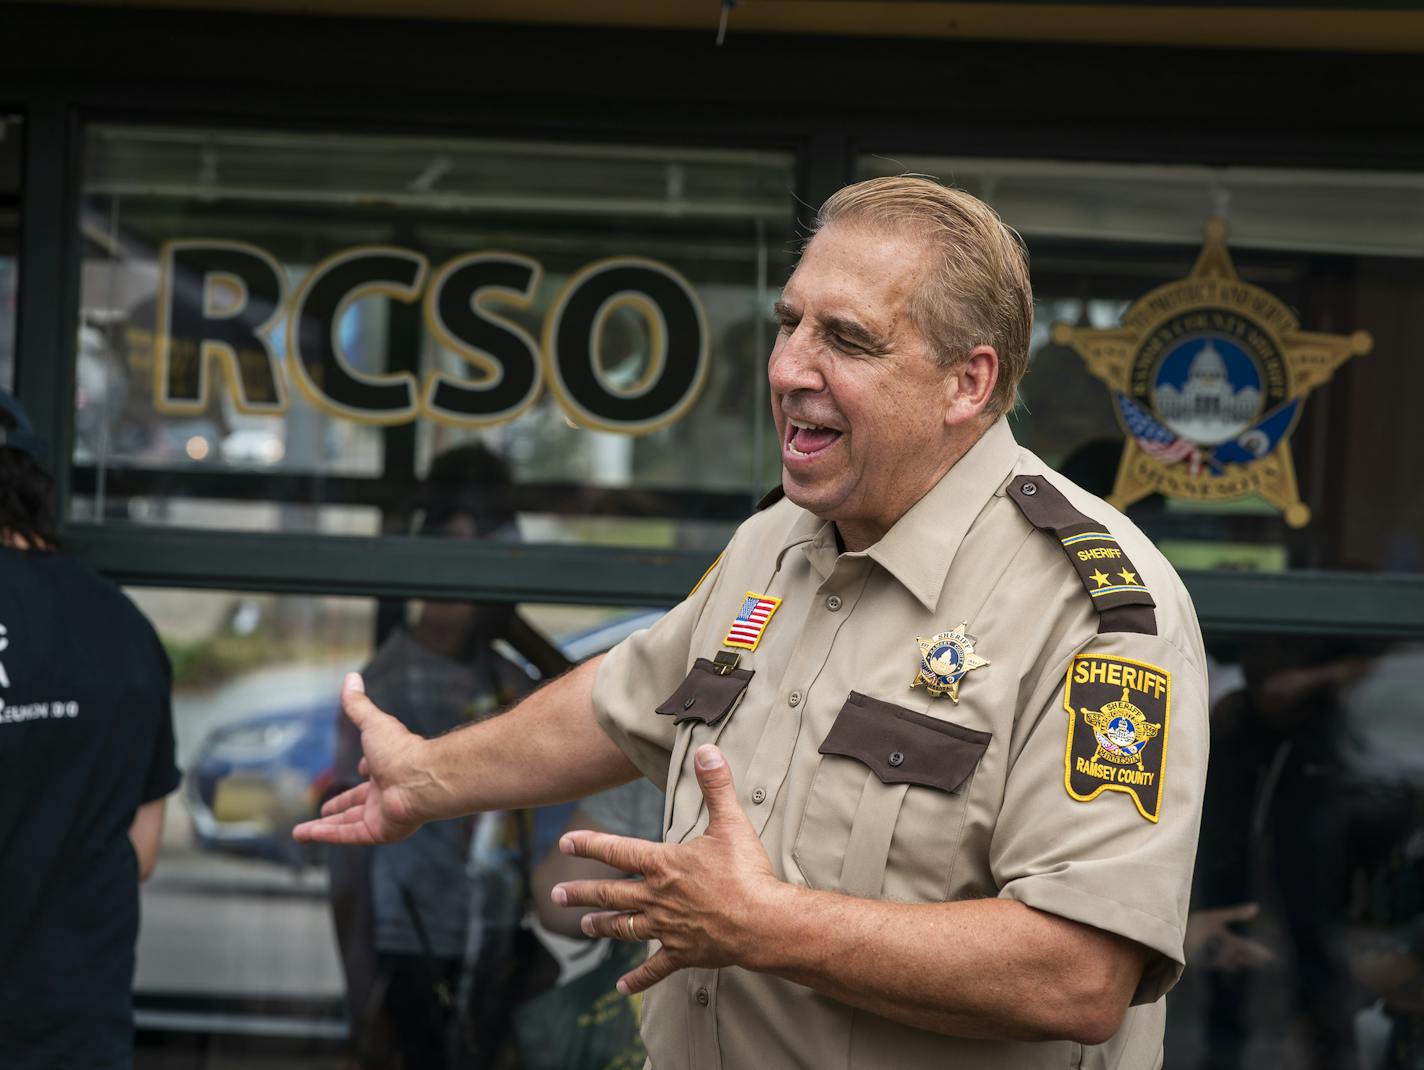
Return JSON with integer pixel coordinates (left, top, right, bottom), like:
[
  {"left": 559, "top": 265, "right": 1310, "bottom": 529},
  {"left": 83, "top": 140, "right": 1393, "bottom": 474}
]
[{"left": 17, "top": 0, "right": 1424, "bottom": 54}]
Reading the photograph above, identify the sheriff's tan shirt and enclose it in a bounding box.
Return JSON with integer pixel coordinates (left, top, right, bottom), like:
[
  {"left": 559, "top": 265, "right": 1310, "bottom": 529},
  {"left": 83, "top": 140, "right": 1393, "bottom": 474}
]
[{"left": 593, "top": 417, "right": 1209, "bottom": 1070}]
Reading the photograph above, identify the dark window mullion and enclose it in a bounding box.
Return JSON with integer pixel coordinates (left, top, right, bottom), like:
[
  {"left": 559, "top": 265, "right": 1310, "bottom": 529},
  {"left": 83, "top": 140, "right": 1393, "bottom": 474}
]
[
  {"left": 64, "top": 524, "right": 715, "bottom": 608},
  {"left": 14, "top": 95, "right": 81, "bottom": 509},
  {"left": 63, "top": 523, "right": 1424, "bottom": 636}
]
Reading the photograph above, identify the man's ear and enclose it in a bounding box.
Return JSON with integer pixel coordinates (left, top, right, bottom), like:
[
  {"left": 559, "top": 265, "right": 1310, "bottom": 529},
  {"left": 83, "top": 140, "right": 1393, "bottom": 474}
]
[{"left": 944, "top": 344, "right": 999, "bottom": 426}]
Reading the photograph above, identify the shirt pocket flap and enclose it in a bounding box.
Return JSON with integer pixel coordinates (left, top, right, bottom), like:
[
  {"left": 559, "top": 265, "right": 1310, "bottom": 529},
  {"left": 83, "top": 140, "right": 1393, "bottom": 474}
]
[
  {"left": 819, "top": 691, "right": 991, "bottom": 793},
  {"left": 654, "top": 658, "right": 755, "bottom": 727}
]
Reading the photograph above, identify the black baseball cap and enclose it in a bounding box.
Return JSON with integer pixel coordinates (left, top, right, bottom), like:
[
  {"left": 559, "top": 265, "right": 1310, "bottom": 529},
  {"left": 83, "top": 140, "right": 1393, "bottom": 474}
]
[{"left": 0, "top": 390, "right": 47, "bottom": 461}]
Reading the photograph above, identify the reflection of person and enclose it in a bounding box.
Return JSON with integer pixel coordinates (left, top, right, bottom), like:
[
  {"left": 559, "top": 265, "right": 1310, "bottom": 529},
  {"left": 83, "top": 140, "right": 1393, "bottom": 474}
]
[
  {"left": 329, "top": 442, "right": 657, "bottom": 1069},
  {"left": 1194, "top": 638, "right": 1370, "bottom": 1070},
  {"left": 299, "top": 177, "right": 1210, "bottom": 1067},
  {"left": 1184, "top": 902, "right": 1275, "bottom": 972},
  {"left": 457, "top": 791, "right": 658, "bottom": 1070},
  {"left": 329, "top": 443, "right": 537, "bottom": 1068},
  {"left": 0, "top": 391, "right": 180, "bottom": 1069}
]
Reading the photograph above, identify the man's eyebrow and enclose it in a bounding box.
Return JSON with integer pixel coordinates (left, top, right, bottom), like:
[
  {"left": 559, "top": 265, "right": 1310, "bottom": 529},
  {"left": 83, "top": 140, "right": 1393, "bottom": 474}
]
[
  {"left": 820, "top": 314, "right": 890, "bottom": 354},
  {"left": 771, "top": 301, "right": 890, "bottom": 354}
]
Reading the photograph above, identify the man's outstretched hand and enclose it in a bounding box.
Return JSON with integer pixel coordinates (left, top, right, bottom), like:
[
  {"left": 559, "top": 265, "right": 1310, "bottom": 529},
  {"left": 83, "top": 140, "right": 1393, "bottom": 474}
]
[
  {"left": 293, "top": 673, "right": 429, "bottom": 846},
  {"left": 551, "top": 744, "right": 786, "bottom": 995}
]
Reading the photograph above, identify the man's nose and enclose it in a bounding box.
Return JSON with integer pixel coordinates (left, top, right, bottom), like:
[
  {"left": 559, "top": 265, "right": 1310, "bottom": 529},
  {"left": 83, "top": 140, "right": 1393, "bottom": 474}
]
[{"left": 768, "top": 326, "right": 825, "bottom": 396}]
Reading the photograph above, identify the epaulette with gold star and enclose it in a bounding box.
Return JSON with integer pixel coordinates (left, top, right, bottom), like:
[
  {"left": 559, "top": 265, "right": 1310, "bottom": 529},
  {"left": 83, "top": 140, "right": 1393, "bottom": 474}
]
[{"left": 1007, "top": 475, "right": 1157, "bottom": 635}]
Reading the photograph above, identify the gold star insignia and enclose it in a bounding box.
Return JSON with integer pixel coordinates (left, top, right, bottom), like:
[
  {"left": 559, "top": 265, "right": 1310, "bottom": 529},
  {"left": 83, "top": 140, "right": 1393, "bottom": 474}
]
[
  {"left": 1090, "top": 569, "right": 1111, "bottom": 588},
  {"left": 1118, "top": 568, "right": 1138, "bottom": 586},
  {"left": 1051, "top": 219, "right": 1371, "bottom": 529}
]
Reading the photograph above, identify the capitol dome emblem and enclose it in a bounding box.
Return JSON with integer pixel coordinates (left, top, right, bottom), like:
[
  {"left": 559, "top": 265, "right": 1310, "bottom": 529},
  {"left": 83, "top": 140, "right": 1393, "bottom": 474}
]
[{"left": 1051, "top": 220, "right": 1371, "bottom": 528}]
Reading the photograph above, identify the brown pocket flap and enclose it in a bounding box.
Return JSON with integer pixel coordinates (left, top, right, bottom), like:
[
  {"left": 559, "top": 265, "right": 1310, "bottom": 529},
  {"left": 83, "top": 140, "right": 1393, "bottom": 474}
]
[
  {"left": 655, "top": 658, "right": 755, "bottom": 727},
  {"left": 819, "top": 691, "right": 990, "bottom": 793}
]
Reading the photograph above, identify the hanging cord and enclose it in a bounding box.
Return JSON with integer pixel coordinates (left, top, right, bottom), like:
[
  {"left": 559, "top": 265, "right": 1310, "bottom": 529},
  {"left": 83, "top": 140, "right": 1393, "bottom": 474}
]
[
  {"left": 716, "top": 0, "right": 737, "bottom": 46},
  {"left": 398, "top": 883, "right": 455, "bottom": 1009}
]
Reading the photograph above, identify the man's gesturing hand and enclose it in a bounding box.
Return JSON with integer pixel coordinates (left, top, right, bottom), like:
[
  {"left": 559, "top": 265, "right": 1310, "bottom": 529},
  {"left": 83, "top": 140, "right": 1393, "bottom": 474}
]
[
  {"left": 552, "top": 744, "right": 784, "bottom": 995},
  {"left": 292, "top": 673, "right": 428, "bottom": 846}
]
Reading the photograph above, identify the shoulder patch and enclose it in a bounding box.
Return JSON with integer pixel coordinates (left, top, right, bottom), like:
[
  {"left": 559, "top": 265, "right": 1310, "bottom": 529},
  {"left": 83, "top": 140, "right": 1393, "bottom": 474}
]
[
  {"left": 755, "top": 484, "right": 786, "bottom": 512},
  {"left": 1063, "top": 653, "right": 1170, "bottom": 822},
  {"left": 1007, "top": 475, "right": 1156, "bottom": 636}
]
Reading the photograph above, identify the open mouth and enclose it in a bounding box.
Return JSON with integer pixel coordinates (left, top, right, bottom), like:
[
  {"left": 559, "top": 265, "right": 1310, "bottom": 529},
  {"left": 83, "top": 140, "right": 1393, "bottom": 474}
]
[{"left": 784, "top": 417, "right": 844, "bottom": 457}]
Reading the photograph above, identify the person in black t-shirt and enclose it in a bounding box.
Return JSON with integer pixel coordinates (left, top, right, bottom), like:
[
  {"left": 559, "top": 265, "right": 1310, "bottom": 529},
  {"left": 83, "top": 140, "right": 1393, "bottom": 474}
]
[{"left": 0, "top": 390, "right": 180, "bottom": 1070}]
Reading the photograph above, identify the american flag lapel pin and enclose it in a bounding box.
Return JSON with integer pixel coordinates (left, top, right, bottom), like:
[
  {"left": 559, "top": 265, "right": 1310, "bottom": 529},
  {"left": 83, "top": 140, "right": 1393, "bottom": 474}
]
[{"left": 723, "top": 591, "right": 782, "bottom": 652}]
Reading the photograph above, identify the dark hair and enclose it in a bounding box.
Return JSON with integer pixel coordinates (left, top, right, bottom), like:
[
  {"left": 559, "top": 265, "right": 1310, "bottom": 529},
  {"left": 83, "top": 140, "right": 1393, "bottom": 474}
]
[
  {"left": 416, "top": 441, "right": 517, "bottom": 538},
  {"left": 408, "top": 442, "right": 520, "bottom": 662},
  {"left": 0, "top": 408, "right": 59, "bottom": 549}
]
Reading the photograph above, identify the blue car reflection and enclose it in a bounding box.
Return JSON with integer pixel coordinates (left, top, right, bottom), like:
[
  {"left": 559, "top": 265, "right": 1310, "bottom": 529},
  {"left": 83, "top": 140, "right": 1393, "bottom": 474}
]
[
  {"left": 186, "top": 699, "right": 340, "bottom": 866},
  {"left": 184, "top": 609, "right": 666, "bottom": 866}
]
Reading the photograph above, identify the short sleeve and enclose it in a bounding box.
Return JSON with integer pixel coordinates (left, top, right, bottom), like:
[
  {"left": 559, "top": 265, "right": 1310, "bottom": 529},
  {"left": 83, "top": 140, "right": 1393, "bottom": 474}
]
[
  {"left": 990, "top": 628, "right": 1209, "bottom": 1003},
  {"left": 140, "top": 641, "right": 181, "bottom": 803},
  {"left": 592, "top": 553, "right": 727, "bottom": 791}
]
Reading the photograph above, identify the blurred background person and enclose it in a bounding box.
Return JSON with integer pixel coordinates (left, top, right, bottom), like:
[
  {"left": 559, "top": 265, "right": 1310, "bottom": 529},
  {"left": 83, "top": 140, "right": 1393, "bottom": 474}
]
[
  {"left": 327, "top": 442, "right": 657, "bottom": 1069},
  {"left": 1192, "top": 636, "right": 1375, "bottom": 1070},
  {"left": 0, "top": 389, "right": 180, "bottom": 1070}
]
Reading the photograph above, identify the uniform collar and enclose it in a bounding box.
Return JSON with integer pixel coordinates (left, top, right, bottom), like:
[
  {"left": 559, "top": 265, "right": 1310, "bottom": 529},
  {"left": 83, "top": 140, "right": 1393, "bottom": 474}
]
[{"left": 777, "top": 416, "right": 1021, "bottom": 610}]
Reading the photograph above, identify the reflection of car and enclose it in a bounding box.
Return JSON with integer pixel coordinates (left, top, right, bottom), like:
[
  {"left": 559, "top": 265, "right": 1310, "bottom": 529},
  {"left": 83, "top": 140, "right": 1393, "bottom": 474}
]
[
  {"left": 185, "top": 608, "right": 666, "bottom": 866},
  {"left": 554, "top": 607, "right": 664, "bottom": 663},
  {"left": 186, "top": 700, "right": 339, "bottom": 866}
]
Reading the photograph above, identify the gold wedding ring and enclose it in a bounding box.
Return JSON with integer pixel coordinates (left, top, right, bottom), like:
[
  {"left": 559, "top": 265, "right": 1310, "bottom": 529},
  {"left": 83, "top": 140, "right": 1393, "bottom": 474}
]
[{"left": 626, "top": 915, "right": 641, "bottom": 942}]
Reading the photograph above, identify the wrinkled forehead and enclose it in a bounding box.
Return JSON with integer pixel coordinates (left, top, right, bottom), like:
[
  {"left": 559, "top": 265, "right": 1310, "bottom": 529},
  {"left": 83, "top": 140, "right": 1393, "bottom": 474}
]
[{"left": 783, "top": 221, "right": 935, "bottom": 329}]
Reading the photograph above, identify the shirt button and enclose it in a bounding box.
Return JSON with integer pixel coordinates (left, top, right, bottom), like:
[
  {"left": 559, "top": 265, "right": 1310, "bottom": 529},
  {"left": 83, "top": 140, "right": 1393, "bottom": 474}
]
[
  {"left": 1020, "top": 480, "right": 1038, "bottom": 496},
  {"left": 788, "top": 690, "right": 802, "bottom": 707},
  {"left": 888, "top": 751, "right": 905, "bottom": 767},
  {"left": 751, "top": 787, "right": 767, "bottom": 804},
  {"left": 826, "top": 594, "right": 842, "bottom": 611},
  {"left": 696, "top": 987, "right": 710, "bottom": 1006}
]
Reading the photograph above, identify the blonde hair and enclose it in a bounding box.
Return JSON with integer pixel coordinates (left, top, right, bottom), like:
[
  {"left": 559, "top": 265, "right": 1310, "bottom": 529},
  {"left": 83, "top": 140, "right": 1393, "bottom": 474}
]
[{"left": 813, "top": 176, "right": 1033, "bottom": 417}]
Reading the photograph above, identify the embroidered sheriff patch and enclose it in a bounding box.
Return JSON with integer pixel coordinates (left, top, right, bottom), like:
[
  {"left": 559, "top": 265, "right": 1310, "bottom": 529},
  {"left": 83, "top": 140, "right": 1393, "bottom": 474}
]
[{"left": 1062, "top": 654, "right": 1171, "bottom": 822}]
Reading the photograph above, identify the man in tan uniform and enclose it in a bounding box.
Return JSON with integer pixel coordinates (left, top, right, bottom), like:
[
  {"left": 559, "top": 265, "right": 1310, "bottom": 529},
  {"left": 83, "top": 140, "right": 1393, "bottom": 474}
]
[{"left": 297, "top": 177, "right": 1208, "bottom": 1069}]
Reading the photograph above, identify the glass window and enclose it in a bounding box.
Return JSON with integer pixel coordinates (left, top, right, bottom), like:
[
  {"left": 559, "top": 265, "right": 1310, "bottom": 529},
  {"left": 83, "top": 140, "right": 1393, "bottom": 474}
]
[
  {"left": 0, "top": 114, "right": 20, "bottom": 392},
  {"left": 1169, "top": 632, "right": 1424, "bottom": 1068},
  {"left": 75, "top": 127, "right": 796, "bottom": 552},
  {"left": 859, "top": 155, "right": 1424, "bottom": 574},
  {"left": 133, "top": 584, "right": 664, "bottom": 1064},
  {"left": 135, "top": 586, "right": 1424, "bottom": 1067},
  {"left": 133, "top": 588, "right": 371, "bottom": 1041}
]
